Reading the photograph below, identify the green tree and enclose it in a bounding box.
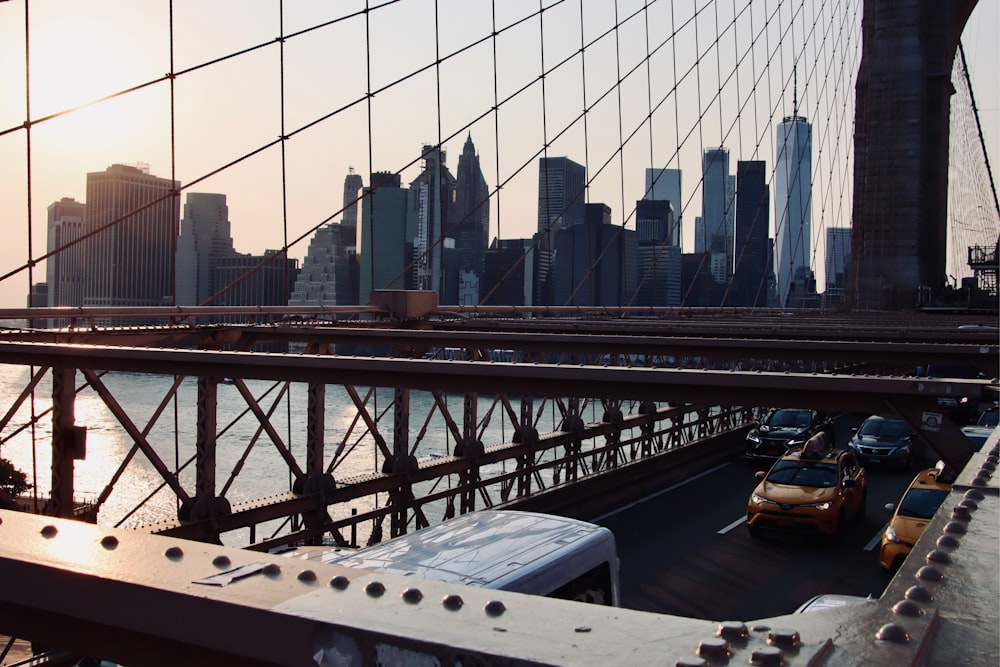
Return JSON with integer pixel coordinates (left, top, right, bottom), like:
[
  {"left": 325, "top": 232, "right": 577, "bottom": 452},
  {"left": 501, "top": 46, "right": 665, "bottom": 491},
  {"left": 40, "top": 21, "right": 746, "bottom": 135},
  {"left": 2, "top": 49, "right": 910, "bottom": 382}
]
[{"left": 0, "top": 457, "right": 30, "bottom": 497}]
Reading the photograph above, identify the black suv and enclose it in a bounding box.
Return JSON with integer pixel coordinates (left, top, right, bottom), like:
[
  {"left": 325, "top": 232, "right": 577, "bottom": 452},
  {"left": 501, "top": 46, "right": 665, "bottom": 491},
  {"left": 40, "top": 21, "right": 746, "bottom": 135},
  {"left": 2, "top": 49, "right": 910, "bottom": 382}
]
[{"left": 745, "top": 408, "right": 836, "bottom": 463}]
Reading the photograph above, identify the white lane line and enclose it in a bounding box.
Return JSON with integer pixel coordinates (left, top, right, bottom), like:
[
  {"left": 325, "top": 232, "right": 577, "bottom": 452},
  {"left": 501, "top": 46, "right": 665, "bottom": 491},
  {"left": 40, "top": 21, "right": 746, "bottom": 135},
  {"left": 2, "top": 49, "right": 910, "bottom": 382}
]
[
  {"left": 718, "top": 515, "right": 747, "bottom": 534},
  {"left": 593, "top": 462, "right": 731, "bottom": 521},
  {"left": 864, "top": 525, "right": 887, "bottom": 551}
]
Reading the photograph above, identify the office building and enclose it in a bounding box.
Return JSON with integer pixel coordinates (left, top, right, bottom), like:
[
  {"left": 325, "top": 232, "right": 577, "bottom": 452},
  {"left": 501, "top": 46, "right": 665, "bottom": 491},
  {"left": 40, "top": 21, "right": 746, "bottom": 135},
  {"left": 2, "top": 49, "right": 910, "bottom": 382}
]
[
  {"left": 636, "top": 243, "right": 681, "bottom": 307},
  {"left": 409, "top": 145, "right": 457, "bottom": 300},
  {"left": 45, "top": 197, "right": 87, "bottom": 309},
  {"left": 342, "top": 168, "right": 364, "bottom": 245},
  {"left": 644, "top": 168, "right": 682, "bottom": 246},
  {"left": 701, "top": 148, "right": 735, "bottom": 283},
  {"left": 636, "top": 199, "right": 675, "bottom": 245},
  {"left": 83, "top": 163, "right": 180, "bottom": 311},
  {"left": 289, "top": 223, "right": 358, "bottom": 307},
  {"left": 175, "top": 193, "right": 235, "bottom": 306},
  {"left": 553, "top": 203, "right": 637, "bottom": 306},
  {"left": 214, "top": 250, "right": 298, "bottom": 307},
  {"left": 453, "top": 134, "right": 490, "bottom": 305},
  {"left": 774, "top": 108, "right": 813, "bottom": 307},
  {"left": 732, "top": 161, "right": 771, "bottom": 307},
  {"left": 481, "top": 238, "right": 541, "bottom": 307},
  {"left": 537, "top": 156, "right": 586, "bottom": 248},
  {"left": 825, "top": 227, "right": 851, "bottom": 290},
  {"left": 358, "top": 172, "right": 415, "bottom": 305}
]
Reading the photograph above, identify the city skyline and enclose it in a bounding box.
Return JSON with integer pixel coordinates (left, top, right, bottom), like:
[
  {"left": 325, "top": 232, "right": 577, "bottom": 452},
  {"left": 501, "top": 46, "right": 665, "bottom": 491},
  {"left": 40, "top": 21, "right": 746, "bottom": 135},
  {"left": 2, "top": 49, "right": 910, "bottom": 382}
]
[{"left": 0, "top": 1, "right": 996, "bottom": 308}]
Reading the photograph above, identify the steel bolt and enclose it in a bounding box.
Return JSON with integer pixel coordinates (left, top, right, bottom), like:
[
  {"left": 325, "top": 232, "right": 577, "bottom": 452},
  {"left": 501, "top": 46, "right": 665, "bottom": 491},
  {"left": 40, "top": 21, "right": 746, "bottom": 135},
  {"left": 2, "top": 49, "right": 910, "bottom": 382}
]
[
  {"left": 100, "top": 535, "right": 118, "bottom": 550},
  {"left": 971, "top": 476, "right": 988, "bottom": 487},
  {"left": 364, "top": 581, "right": 386, "bottom": 597},
  {"left": 441, "top": 594, "right": 464, "bottom": 610},
  {"left": 329, "top": 575, "right": 350, "bottom": 590},
  {"left": 875, "top": 623, "right": 910, "bottom": 643},
  {"left": 717, "top": 621, "right": 749, "bottom": 640},
  {"left": 40, "top": 525, "right": 58, "bottom": 538},
  {"left": 165, "top": 546, "right": 184, "bottom": 560},
  {"left": 927, "top": 549, "right": 952, "bottom": 565},
  {"left": 951, "top": 506, "right": 971, "bottom": 521},
  {"left": 484, "top": 600, "right": 506, "bottom": 617},
  {"left": 768, "top": 628, "right": 801, "bottom": 647},
  {"left": 262, "top": 563, "right": 281, "bottom": 576},
  {"left": 749, "top": 646, "right": 784, "bottom": 664},
  {"left": 958, "top": 499, "right": 979, "bottom": 512},
  {"left": 696, "top": 638, "right": 730, "bottom": 658},
  {"left": 964, "top": 489, "right": 986, "bottom": 502},
  {"left": 936, "top": 535, "right": 960, "bottom": 549},
  {"left": 213, "top": 555, "right": 231, "bottom": 568},
  {"left": 944, "top": 521, "right": 968, "bottom": 535},
  {"left": 401, "top": 587, "right": 423, "bottom": 604},
  {"left": 904, "top": 585, "right": 934, "bottom": 603},
  {"left": 297, "top": 569, "right": 317, "bottom": 583},
  {"left": 916, "top": 565, "right": 944, "bottom": 581},
  {"left": 892, "top": 600, "right": 924, "bottom": 617},
  {"left": 980, "top": 460, "right": 996, "bottom": 472}
]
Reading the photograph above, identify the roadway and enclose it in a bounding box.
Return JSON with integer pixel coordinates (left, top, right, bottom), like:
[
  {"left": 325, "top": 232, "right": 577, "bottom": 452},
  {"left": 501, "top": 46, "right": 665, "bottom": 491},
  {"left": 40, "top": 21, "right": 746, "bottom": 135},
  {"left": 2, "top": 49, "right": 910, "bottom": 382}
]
[{"left": 598, "top": 413, "right": 922, "bottom": 620}]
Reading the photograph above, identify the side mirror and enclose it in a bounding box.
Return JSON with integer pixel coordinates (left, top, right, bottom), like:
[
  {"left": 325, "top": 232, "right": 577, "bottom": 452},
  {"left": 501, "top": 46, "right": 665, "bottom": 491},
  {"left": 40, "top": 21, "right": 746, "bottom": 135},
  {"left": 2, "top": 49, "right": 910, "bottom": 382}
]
[
  {"left": 851, "top": 427, "right": 858, "bottom": 434},
  {"left": 755, "top": 470, "right": 766, "bottom": 480}
]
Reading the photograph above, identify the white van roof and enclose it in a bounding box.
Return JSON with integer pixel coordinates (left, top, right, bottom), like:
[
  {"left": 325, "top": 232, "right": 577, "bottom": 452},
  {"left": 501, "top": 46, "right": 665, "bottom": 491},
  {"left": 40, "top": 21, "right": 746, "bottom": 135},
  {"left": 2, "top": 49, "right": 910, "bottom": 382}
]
[{"left": 321, "top": 510, "right": 618, "bottom": 598}]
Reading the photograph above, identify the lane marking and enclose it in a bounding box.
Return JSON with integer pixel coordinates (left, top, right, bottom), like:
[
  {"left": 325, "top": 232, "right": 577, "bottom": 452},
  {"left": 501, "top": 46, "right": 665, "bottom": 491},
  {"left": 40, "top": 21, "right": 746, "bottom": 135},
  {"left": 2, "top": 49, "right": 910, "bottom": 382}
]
[
  {"left": 718, "top": 515, "right": 747, "bottom": 534},
  {"left": 594, "top": 462, "right": 732, "bottom": 521},
  {"left": 864, "top": 525, "right": 887, "bottom": 551}
]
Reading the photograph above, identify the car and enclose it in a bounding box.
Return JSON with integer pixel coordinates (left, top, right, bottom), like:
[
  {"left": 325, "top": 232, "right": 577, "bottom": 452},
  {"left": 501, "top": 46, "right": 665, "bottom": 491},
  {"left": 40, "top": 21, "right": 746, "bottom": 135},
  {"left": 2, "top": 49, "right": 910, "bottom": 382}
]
[
  {"left": 745, "top": 408, "right": 835, "bottom": 463},
  {"left": 960, "top": 425, "right": 994, "bottom": 450},
  {"left": 746, "top": 439, "right": 867, "bottom": 539},
  {"left": 848, "top": 414, "right": 925, "bottom": 467},
  {"left": 976, "top": 406, "right": 998, "bottom": 428},
  {"left": 879, "top": 465, "right": 952, "bottom": 571}
]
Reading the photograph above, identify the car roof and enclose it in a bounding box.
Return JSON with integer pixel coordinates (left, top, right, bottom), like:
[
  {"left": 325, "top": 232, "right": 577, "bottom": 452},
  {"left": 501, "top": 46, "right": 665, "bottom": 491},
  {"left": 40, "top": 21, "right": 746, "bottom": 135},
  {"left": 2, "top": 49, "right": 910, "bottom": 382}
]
[
  {"left": 782, "top": 447, "right": 847, "bottom": 464},
  {"left": 907, "top": 466, "right": 953, "bottom": 492}
]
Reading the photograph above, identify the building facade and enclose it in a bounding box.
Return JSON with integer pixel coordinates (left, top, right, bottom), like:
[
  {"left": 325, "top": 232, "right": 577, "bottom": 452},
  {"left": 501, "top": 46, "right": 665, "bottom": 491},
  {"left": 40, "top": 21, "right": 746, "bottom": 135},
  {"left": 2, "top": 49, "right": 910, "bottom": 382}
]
[
  {"left": 537, "top": 156, "right": 586, "bottom": 249},
  {"left": 732, "top": 160, "right": 771, "bottom": 307},
  {"left": 643, "top": 168, "right": 682, "bottom": 246},
  {"left": 409, "top": 146, "right": 457, "bottom": 300},
  {"left": 358, "top": 172, "right": 414, "bottom": 305},
  {"left": 453, "top": 134, "right": 490, "bottom": 305},
  {"left": 774, "top": 113, "right": 813, "bottom": 307},
  {"left": 175, "top": 192, "right": 235, "bottom": 306},
  {"left": 700, "top": 148, "right": 735, "bottom": 285},
  {"left": 45, "top": 197, "right": 87, "bottom": 309}
]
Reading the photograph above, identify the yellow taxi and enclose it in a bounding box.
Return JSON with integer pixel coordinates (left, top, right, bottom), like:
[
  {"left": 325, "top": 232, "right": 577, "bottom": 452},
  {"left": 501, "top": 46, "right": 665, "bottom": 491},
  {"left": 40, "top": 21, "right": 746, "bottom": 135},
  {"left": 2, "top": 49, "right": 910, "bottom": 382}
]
[
  {"left": 879, "top": 465, "right": 953, "bottom": 571},
  {"left": 747, "top": 436, "right": 867, "bottom": 539}
]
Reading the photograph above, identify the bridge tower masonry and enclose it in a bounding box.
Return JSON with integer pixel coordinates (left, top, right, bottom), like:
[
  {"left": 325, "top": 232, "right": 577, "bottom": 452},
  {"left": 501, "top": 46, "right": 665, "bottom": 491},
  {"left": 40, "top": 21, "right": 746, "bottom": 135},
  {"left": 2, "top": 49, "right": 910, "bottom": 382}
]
[{"left": 849, "top": 0, "right": 977, "bottom": 310}]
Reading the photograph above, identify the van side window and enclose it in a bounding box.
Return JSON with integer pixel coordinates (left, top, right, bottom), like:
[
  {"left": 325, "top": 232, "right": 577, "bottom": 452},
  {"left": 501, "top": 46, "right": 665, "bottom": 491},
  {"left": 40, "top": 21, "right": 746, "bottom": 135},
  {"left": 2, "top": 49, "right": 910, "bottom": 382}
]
[{"left": 548, "top": 561, "right": 614, "bottom": 606}]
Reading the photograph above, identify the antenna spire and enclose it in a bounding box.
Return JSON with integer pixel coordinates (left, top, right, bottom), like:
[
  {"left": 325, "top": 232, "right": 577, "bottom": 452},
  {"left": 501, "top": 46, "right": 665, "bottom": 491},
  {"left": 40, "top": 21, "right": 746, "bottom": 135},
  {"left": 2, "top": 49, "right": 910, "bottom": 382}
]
[{"left": 793, "top": 66, "right": 798, "bottom": 117}]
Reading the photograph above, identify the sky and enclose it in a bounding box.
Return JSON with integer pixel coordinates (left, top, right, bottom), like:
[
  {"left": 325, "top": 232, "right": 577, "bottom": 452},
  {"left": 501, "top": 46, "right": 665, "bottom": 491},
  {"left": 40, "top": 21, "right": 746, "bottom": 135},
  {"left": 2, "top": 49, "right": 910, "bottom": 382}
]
[{"left": 0, "top": 0, "right": 996, "bottom": 309}]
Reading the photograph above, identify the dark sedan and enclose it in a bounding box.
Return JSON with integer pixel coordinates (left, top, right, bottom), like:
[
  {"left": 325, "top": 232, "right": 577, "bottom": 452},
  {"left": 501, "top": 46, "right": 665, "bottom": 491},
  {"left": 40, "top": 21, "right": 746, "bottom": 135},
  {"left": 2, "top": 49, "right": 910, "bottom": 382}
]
[
  {"left": 847, "top": 414, "right": 924, "bottom": 467},
  {"left": 745, "top": 408, "right": 835, "bottom": 463}
]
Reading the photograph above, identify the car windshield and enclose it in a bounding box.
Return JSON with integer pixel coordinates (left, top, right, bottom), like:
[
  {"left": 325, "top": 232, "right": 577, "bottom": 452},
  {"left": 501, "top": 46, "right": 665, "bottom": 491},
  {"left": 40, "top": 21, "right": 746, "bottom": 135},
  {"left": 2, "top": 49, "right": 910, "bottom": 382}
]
[
  {"left": 768, "top": 410, "right": 812, "bottom": 428},
  {"left": 858, "top": 418, "right": 910, "bottom": 438},
  {"left": 766, "top": 460, "right": 838, "bottom": 487},
  {"left": 897, "top": 488, "right": 949, "bottom": 520},
  {"left": 978, "top": 409, "right": 998, "bottom": 428}
]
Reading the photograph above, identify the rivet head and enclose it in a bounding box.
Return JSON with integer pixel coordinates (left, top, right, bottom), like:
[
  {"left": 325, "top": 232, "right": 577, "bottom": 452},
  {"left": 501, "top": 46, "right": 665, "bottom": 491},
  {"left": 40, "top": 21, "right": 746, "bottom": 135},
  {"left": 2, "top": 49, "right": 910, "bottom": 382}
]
[
  {"left": 751, "top": 624, "right": 771, "bottom": 633},
  {"left": 674, "top": 659, "right": 708, "bottom": 667},
  {"left": 936, "top": 534, "right": 960, "bottom": 549},
  {"left": 40, "top": 525, "right": 58, "bottom": 538},
  {"left": 484, "top": 600, "right": 506, "bottom": 617},
  {"left": 165, "top": 546, "right": 184, "bottom": 560},
  {"left": 262, "top": 563, "right": 281, "bottom": 576},
  {"left": 297, "top": 569, "right": 317, "bottom": 583},
  {"left": 100, "top": 535, "right": 118, "bottom": 550},
  {"left": 574, "top": 626, "right": 591, "bottom": 633},
  {"left": 916, "top": 565, "right": 944, "bottom": 581},
  {"left": 750, "top": 646, "right": 784, "bottom": 664},
  {"left": 927, "top": 549, "right": 952, "bottom": 565},
  {"left": 964, "top": 489, "right": 986, "bottom": 501},
  {"left": 441, "top": 594, "right": 464, "bottom": 610},
  {"left": 875, "top": 623, "right": 910, "bottom": 643},
  {"left": 768, "top": 628, "right": 800, "bottom": 647},
  {"left": 971, "top": 476, "right": 988, "bottom": 487},
  {"left": 329, "top": 575, "right": 350, "bottom": 590},
  {"left": 980, "top": 461, "right": 996, "bottom": 472},
  {"left": 401, "top": 587, "right": 423, "bottom": 604},
  {"left": 958, "top": 499, "right": 979, "bottom": 512},
  {"left": 944, "top": 521, "right": 967, "bottom": 534},
  {"left": 951, "top": 506, "right": 971, "bottom": 520},
  {"left": 892, "top": 599, "right": 924, "bottom": 617},
  {"left": 904, "top": 585, "right": 934, "bottom": 603},
  {"left": 696, "top": 638, "right": 730, "bottom": 657},
  {"left": 213, "top": 555, "right": 231, "bottom": 568},
  {"left": 717, "top": 621, "right": 749, "bottom": 640},
  {"left": 365, "top": 581, "right": 386, "bottom": 597}
]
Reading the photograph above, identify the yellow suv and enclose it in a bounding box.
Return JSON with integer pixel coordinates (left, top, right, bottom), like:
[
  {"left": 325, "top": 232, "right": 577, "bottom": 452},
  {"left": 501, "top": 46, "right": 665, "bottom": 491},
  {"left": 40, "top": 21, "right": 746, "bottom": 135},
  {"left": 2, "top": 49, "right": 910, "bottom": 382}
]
[
  {"left": 879, "top": 465, "right": 953, "bottom": 571},
  {"left": 747, "top": 442, "right": 867, "bottom": 539}
]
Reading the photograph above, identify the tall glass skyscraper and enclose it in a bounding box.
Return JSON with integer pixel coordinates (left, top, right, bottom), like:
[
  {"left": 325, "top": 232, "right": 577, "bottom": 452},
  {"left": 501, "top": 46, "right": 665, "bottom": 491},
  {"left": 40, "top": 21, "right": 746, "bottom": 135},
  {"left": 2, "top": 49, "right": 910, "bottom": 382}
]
[
  {"left": 175, "top": 192, "right": 235, "bottom": 306},
  {"left": 733, "top": 160, "right": 770, "bottom": 307},
  {"left": 410, "top": 146, "right": 457, "bottom": 299},
  {"left": 46, "top": 197, "right": 87, "bottom": 309},
  {"left": 774, "top": 112, "right": 812, "bottom": 307},
  {"left": 643, "top": 168, "right": 681, "bottom": 247},
  {"left": 454, "top": 134, "right": 490, "bottom": 305},
  {"left": 537, "top": 156, "right": 586, "bottom": 247},
  {"left": 342, "top": 168, "right": 364, "bottom": 244},
  {"left": 700, "top": 148, "right": 734, "bottom": 283}
]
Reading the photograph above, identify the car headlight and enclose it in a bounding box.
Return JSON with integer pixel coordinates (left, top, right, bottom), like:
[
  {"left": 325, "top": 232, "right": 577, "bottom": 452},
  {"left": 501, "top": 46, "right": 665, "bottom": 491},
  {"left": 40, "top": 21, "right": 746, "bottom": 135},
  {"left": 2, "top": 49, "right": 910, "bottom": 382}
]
[
  {"left": 750, "top": 493, "right": 772, "bottom": 505},
  {"left": 884, "top": 525, "right": 903, "bottom": 544},
  {"left": 807, "top": 501, "right": 832, "bottom": 510},
  {"left": 896, "top": 444, "right": 911, "bottom": 454},
  {"left": 747, "top": 432, "right": 761, "bottom": 444}
]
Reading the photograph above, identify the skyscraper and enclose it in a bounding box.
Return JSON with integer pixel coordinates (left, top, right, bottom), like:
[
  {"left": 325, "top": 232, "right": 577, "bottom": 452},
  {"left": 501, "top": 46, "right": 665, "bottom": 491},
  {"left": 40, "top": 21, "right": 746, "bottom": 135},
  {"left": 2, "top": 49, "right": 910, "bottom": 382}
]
[
  {"left": 701, "top": 148, "right": 734, "bottom": 284},
  {"left": 46, "top": 197, "right": 87, "bottom": 309},
  {"left": 409, "top": 145, "right": 457, "bottom": 300},
  {"left": 643, "top": 168, "right": 681, "bottom": 246},
  {"left": 83, "top": 163, "right": 180, "bottom": 311},
  {"left": 774, "top": 108, "right": 813, "bottom": 307},
  {"left": 289, "top": 223, "right": 357, "bottom": 307},
  {"left": 453, "top": 134, "right": 490, "bottom": 305},
  {"left": 175, "top": 192, "right": 235, "bottom": 306},
  {"left": 553, "top": 203, "right": 637, "bottom": 306},
  {"left": 342, "top": 168, "right": 364, "bottom": 244},
  {"left": 825, "top": 227, "right": 851, "bottom": 290},
  {"left": 537, "top": 156, "right": 586, "bottom": 247},
  {"left": 733, "top": 160, "right": 771, "bottom": 307},
  {"left": 358, "top": 172, "right": 415, "bottom": 305}
]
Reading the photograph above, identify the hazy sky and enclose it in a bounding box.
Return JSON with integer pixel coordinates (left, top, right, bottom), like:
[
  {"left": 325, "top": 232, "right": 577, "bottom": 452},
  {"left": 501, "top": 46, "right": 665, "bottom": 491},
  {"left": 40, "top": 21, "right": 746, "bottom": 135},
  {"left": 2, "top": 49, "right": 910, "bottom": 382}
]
[{"left": 0, "top": 0, "right": 996, "bottom": 308}]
